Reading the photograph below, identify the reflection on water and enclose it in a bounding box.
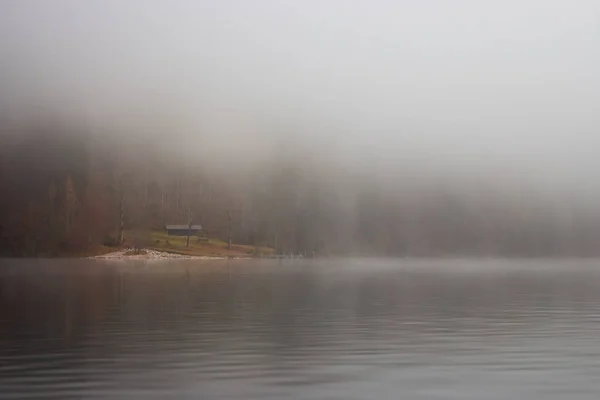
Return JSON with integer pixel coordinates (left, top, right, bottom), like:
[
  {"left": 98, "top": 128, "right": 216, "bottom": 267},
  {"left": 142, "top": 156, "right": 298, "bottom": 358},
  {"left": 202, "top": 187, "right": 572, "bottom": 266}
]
[{"left": 2, "top": 258, "right": 600, "bottom": 399}]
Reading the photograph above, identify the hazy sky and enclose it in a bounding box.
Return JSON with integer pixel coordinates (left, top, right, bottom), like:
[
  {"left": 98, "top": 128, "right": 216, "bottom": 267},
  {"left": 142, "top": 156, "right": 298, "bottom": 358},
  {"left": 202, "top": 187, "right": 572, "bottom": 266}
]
[{"left": 1, "top": 0, "right": 599, "bottom": 194}]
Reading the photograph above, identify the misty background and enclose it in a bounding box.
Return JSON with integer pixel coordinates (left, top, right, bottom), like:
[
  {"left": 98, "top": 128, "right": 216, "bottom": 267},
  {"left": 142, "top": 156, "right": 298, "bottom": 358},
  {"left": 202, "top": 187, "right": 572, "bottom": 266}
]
[{"left": 1, "top": 0, "right": 600, "bottom": 256}]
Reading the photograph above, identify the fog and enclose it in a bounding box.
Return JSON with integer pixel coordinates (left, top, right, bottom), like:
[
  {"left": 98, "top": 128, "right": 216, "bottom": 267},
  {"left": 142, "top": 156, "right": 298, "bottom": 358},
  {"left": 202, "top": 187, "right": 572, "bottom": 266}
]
[
  {"left": 1, "top": 1, "right": 600, "bottom": 256},
  {"left": 1, "top": 1, "right": 598, "bottom": 179}
]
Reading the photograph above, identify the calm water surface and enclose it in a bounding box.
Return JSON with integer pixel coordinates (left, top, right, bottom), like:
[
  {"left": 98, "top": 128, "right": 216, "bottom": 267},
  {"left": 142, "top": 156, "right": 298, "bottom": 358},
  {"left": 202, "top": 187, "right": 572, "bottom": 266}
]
[{"left": 1, "top": 258, "right": 600, "bottom": 399}]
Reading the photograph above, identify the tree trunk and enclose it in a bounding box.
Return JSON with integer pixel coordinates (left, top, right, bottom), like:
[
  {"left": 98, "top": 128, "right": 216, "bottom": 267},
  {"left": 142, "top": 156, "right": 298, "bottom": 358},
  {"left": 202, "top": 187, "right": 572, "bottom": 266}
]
[
  {"left": 186, "top": 206, "right": 193, "bottom": 248},
  {"left": 228, "top": 209, "right": 232, "bottom": 250},
  {"left": 117, "top": 175, "right": 124, "bottom": 245}
]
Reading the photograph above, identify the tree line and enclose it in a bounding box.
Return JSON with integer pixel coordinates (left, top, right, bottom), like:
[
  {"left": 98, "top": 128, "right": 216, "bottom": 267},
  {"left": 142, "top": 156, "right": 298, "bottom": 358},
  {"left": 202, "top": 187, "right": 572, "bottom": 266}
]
[{"left": 2, "top": 118, "right": 600, "bottom": 257}]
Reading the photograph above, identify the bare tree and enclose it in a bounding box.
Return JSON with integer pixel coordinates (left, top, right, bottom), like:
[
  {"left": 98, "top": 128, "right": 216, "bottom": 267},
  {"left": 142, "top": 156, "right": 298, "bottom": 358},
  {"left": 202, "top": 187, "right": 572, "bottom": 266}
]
[
  {"left": 64, "top": 175, "right": 78, "bottom": 236},
  {"left": 116, "top": 173, "right": 125, "bottom": 245},
  {"left": 186, "top": 206, "right": 193, "bottom": 248},
  {"left": 227, "top": 209, "right": 232, "bottom": 250}
]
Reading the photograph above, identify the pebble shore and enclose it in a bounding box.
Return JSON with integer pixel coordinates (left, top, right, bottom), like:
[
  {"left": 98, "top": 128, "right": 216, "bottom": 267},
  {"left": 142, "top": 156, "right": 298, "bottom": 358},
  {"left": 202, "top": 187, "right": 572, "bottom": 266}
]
[{"left": 90, "top": 248, "right": 226, "bottom": 260}]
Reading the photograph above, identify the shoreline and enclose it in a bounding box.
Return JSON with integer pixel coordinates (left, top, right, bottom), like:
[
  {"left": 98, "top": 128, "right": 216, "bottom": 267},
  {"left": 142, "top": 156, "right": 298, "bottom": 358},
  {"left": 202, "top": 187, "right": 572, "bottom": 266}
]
[{"left": 88, "top": 248, "right": 230, "bottom": 260}]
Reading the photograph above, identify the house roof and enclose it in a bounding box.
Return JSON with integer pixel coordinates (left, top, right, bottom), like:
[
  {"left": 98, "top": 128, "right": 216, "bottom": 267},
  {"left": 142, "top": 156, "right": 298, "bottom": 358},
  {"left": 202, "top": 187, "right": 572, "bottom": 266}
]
[{"left": 165, "top": 224, "right": 203, "bottom": 230}]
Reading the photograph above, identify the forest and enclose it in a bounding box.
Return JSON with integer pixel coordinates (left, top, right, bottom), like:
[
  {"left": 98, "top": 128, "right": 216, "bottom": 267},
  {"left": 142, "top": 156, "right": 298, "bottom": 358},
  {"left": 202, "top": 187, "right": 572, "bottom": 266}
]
[{"left": 2, "top": 116, "right": 600, "bottom": 258}]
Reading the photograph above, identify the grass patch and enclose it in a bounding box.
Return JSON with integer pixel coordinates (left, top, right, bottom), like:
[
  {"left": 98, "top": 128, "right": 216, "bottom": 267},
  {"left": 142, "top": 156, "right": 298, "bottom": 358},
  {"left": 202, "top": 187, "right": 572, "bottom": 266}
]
[
  {"left": 124, "top": 230, "right": 274, "bottom": 257},
  {"left": 123, "top": 249, "right": 148, "bottom": 256}
]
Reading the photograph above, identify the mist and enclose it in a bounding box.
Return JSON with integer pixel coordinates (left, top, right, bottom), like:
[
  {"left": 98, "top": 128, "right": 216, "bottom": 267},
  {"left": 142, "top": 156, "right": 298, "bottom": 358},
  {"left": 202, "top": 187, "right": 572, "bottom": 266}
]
[{"left": 1, "top": 0, "right": 600, "bottom": 256}]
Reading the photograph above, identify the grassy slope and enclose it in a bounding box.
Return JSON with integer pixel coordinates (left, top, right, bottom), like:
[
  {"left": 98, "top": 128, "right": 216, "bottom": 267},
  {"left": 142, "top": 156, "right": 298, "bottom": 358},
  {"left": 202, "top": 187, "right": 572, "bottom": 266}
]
[{"left": 124, "top": 230, "right": 274, "bottom": 257}]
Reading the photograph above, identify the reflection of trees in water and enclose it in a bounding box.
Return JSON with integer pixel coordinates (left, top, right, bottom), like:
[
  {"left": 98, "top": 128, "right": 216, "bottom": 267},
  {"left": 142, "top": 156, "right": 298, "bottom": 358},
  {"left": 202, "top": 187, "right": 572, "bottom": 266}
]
[
  {"left": 0, "top": 261, "right": 116, "bottom": 346},
  {"left": 2, "top": 259, "right": 600, "bottom": 373}
]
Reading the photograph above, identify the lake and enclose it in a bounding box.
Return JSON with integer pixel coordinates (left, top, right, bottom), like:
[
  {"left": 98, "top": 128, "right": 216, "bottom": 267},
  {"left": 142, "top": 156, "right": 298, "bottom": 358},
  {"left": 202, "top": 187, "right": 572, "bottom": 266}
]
[{"left": 2, "top": 258, "right": 600, "bottom": 399}]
